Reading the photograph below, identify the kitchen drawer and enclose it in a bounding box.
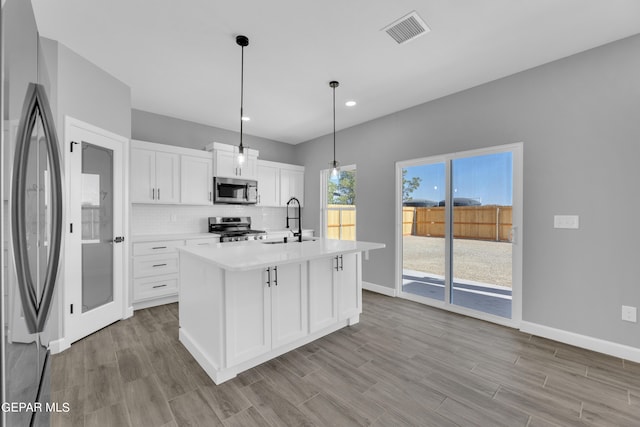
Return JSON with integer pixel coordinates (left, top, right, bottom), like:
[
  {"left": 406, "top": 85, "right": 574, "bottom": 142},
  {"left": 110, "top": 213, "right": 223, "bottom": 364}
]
[
  {"left": 133, "top": 240, "right": 184, "bottom": 256},
  {"left": 185, "top": 238, "right": 220, "bottom": 246},
  {"left": 133, "top": 254, "right": 179, "bottom": 278},
  {"left": 133, "top": 275, "right": 178, "bottom": 301}
]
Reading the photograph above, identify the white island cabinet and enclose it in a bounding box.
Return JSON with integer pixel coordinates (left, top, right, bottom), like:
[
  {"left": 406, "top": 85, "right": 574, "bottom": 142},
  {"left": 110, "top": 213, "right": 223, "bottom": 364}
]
[{"left": 178, "top": 238, "right": 384, "bottom": 384}]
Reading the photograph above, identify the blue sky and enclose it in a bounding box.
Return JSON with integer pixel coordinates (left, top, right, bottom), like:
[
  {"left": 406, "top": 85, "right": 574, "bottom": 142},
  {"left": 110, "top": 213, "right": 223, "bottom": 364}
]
[{"left": 404, "top": 152, "right": 513, "bottom": 206}]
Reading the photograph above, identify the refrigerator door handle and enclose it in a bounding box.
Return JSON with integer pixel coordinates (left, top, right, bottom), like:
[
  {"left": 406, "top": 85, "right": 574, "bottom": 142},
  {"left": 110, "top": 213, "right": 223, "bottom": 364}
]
[{"left": 11, "top": 83, "right": 64, "bottom": 334}]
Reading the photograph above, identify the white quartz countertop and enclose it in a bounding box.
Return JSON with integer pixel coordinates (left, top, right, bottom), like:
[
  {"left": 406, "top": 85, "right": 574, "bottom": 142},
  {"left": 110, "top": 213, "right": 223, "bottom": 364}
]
[
  {"left": 178, "top": 238, "right": 385, "bottom": 271},
  {"left": 132, "top": 233, "right": 218, "bottom": 243}
]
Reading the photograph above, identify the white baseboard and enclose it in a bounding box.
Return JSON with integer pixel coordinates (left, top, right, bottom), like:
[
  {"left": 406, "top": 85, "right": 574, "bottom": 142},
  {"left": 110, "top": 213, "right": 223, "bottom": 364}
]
[
  {"left": 132, "top": 294, "right": 178, "bottom": 311},
  {"left": 48, "top": 337, "right": 70, "bottom": 354},
  {"left": 125, "top": 306, "right": 134, "bottom": 318},
  {"left": 520, "top": 321, "right": 640, "bottom": 363},
  {"left": 362, "top": 281, "right": 397, "bottom": 297}
]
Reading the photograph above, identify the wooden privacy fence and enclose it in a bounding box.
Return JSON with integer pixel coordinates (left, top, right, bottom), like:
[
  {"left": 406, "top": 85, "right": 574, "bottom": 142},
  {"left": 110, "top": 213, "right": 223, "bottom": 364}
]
[
  {"left": 327, "top": 205, "right": 356, "bottom": 241},
  {"left": 403, "top": 205, "right": 513, "bottom": 242}
]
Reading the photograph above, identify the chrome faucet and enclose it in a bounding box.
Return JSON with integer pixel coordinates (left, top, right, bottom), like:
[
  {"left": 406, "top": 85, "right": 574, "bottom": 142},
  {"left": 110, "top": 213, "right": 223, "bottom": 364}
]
[{"left": 286, "top": 197, "right": 302, "bottom": 242}]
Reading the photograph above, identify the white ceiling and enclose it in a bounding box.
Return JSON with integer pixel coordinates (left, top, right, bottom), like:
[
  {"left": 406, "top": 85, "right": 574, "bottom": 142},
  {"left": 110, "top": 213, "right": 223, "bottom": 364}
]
[{"left": 31, "top": 0, "right": 640, "bottom": 144}]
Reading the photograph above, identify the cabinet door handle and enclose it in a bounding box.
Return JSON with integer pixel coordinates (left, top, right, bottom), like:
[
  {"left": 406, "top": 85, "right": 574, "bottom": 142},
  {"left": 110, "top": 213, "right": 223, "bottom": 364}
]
[
  {"left": 152, "top": 188, "right": 155, "bottom": 200},
  {"left": 335, "top": 256, "right": 339, "bottom": 271},
  {"left": 152, "top": 263, "right": 167, "bottom": 267},
  {"left": 266, "top": 267, "right": 271, "bottom": 287},
  {"left": 340, "top": 255, "right": 344, "bottom": 271},
  {"left": 209, "top": 191, "right": 212, "bottom": 201},
  {"left": 158, "top": 188, "right": 160, "bottom": 200},
  {"left": 274, "top": 266, "right": 278, "bottom": 286},
  {"left": 152, "top": 284, "right": 167, "bottom": 289}
]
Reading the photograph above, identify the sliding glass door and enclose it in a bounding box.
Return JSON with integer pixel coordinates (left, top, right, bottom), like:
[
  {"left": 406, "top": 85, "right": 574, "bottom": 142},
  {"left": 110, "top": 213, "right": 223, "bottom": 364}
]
[{"left": 398, "top": 144, "right": 522, "bottom": 325}]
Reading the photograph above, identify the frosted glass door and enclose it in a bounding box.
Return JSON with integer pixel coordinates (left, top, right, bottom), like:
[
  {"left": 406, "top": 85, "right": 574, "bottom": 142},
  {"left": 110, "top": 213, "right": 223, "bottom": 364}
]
[
  {"left": 67, "top": 120, "right": 125, "bottom": 344},
  {"left": 81, "top": 142, "right": 114, "bottom": 312}
]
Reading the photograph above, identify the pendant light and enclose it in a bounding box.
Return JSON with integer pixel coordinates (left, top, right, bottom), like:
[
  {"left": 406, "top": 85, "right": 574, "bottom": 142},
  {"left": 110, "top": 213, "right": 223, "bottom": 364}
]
[
  {"left": 236, "top": 35, "right": 249, "bottom": 164},
  {"left": 329, "top": 80, "right": 340, "bottom": 178}
]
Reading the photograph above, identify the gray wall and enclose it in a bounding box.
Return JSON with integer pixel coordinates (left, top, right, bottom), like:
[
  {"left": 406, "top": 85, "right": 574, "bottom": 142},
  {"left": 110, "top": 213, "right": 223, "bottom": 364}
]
[
  {"left": 132, "top": 109, "right": 297, "bottom": 164},
  {"left": 42, "top": 39, "right": 132, "bottom": 139},
  {"left": 296, "top": 34, "right": 640, "bottom": 349}
]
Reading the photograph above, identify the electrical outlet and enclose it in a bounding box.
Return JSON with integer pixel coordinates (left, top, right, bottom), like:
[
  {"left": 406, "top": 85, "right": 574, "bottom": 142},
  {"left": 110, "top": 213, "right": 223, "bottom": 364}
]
[
  {"left": 554, "top": 215, "right": 579, "bottom": 229},
  {"left": 622, "top": 305, "right": 637, "bottom": 323}
]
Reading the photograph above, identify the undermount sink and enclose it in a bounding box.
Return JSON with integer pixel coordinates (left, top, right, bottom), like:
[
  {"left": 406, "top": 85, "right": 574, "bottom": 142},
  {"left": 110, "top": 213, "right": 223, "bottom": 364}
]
[{"left": 262, "top": 237, "right": 318, "bottom": 244}]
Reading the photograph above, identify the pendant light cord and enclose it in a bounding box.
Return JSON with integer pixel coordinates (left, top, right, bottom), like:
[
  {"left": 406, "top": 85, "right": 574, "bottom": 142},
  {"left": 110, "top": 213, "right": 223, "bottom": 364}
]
[
  {"left": 239, "top": 43, "right": 244, "bottom": 151},
  {"left": 332, "top": 84, "right": 336, "bottom": 162}
]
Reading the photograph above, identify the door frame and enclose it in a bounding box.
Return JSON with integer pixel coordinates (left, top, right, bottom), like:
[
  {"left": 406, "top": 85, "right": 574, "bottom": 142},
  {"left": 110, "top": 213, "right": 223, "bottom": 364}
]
[
  {"left": 395, "top": 142, "right": 523, "bottom": 329},
  {"left": 56, "top": 116, "right": 130, "bottom": 352}
]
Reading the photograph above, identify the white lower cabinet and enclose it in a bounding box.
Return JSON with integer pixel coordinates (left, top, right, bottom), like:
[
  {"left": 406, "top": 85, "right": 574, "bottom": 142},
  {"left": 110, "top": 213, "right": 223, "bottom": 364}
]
[
  {"left": 225, "top": 269, "right": 272, "bottom": 366},
  {"left": 131, "top": 236, "right": 216, "bottom": 309},
  {"left": 271, "top": 263, "right": 308, "bottom": 347},
  {"left": 133, "top": 276, "right": 179, "bottom": 301},
  {"left": 309, "top": 253, "right": 361, "bottom": 330},
  {"left": 337, "top": 252, "right": 361, "bottom": 320},
  {"left": 308, "top": 257, "right": 338, "bottom": 333},
  {"left": 225, "top": 262, "right": 307, "bottom": 366}
]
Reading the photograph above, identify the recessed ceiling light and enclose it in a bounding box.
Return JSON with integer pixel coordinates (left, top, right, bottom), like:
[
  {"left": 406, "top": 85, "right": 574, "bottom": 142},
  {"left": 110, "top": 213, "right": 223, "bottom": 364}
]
[
  {"left": 241, "top": 116, "right": 250, "bottom": 121},
  {"left": 345, "top": 101, "right": 357, "bottom": 107}
]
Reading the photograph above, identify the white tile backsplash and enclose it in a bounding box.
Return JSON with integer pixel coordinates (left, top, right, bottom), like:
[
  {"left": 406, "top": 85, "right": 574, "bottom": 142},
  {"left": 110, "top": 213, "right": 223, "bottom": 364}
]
[{"left": 131, "top": 204, "right": 290, "bottom": 235}]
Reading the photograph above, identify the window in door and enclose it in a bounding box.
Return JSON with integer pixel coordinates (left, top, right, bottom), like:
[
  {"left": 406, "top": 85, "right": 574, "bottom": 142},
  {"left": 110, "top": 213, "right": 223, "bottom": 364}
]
[{"left": 321, "top": 165, "right": 356, "bottom": 240}]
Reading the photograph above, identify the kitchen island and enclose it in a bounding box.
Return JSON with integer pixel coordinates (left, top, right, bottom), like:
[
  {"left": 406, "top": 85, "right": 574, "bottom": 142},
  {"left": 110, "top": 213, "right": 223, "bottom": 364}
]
[{"left": 178, "top": 238, "right": 384, "bottom": 384}]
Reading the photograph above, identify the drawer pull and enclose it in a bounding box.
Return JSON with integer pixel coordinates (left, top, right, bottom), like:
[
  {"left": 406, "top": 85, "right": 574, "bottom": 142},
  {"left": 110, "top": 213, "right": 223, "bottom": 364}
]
[
  {"left": 151, "top": 246, "right": 167, "bottom": 250},
  {"left": 197, "top": 243, "right": 208, "bottom": 246},
  {"left": 152, "top": 284, "right": 167, "bottom": 289},
  {"left": 152, "top": 263, "right": 167, "bottom": 267}
]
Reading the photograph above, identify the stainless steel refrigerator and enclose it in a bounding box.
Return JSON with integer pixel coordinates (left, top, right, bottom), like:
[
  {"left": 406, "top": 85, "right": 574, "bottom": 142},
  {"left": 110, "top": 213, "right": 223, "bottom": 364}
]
[{"left": 1, "top": 0, "right": 64, "bottom": 425}]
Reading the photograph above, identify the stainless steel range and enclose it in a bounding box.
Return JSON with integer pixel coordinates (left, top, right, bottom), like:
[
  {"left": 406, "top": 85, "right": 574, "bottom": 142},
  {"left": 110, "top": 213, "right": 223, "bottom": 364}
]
[{"left": 209, "top": 216, "right": 267, "bottom": 242}]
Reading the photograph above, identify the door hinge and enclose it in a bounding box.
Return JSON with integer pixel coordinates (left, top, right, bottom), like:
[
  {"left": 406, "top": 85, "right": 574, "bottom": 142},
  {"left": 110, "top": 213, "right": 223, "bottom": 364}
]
[
  {"left": 70, "top": 304, "right": 73, "bottom": 314},
  {"left": 70, "top": 141, "right": 79, "bottom": 152},
  {"left": 113, "top": 236, "right": 125, "bottom": 243}
]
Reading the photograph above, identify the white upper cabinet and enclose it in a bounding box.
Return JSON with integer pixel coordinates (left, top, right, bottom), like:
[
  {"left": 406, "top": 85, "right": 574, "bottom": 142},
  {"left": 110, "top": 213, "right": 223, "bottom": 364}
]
[
  {"left": 209, "top": 142, "right": 259, "bottom": 180},
  {"left": 131, "top": 140, "right": 213, "bottom": 205},
  {"left": 130, "top": 148, "right": 156, "bottom": 203},
  {"left": 256, "top": 160, "right": 305, "bottom": 207},
  {"left": 130, "top": 146, "right": 180, "bottom": 204},
  {"left": 155, "top": 152, "right": 180, "bottom": 203},
  {"left": 181, "top": 155, "right": 213, "bottom": 205},
  {"left": 280, "top": 166, "right": 304, "bottom": 207},
  {"left": 257, "top": 162, "right": 280, "bottom": 207}
]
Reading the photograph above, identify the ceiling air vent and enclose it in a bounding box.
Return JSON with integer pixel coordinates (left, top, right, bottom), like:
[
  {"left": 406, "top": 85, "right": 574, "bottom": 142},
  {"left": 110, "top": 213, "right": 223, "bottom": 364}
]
[{"left": 382, "top": 11, "right": 430, "bottom": 45}]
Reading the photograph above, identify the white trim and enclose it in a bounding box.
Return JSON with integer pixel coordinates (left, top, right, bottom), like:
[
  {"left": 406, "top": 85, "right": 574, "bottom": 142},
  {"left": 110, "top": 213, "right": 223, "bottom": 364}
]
[
  {"left": 132, "top": 294, "right": 178, "bottom": 311},
  {"left": 520, "top": 321, "right": 640, "bottom": 363},
  {"left": 132, "top": 139, "right": 211, "bottom": 158},
  {"left": 48, "top": 337, "right": 70, "bottom": 355},
  {"left": 180, "top": 316, "right": 357, "bottom": 385},
  {"left": 362, "top": 281, "right": 397, "bottom": 297},
  {"left": 125, "top": 306, "right": 134, "bottom": 319}
]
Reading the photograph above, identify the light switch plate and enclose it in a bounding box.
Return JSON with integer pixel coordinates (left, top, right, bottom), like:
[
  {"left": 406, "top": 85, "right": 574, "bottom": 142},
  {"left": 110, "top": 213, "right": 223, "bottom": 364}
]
[
  {"left": 554, "top": 215, "right": 579, "bottom": 229},
  {"left": 622, "top": 305, "right": 637, "bottom": 323}
]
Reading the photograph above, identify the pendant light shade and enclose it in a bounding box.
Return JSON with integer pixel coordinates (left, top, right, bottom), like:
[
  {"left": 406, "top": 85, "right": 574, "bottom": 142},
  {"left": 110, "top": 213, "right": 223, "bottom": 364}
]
[
  {"left": 329, "top": 80, "right": 340, "bottom": 178},
  {"left": 236, "top": 35, "right": 249, "bottom": 164}
]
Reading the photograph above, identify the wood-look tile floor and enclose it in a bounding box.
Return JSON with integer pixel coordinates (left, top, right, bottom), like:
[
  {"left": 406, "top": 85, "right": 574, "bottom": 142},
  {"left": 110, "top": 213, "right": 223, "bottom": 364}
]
[{"left": 51, "top": 291, "right": 640, "bottom": 427}]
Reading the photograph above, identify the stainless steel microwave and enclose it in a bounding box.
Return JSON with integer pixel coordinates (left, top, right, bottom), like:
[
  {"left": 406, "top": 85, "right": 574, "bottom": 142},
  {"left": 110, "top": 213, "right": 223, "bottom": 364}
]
[{"left": 213, "top": 177, "right": 258, "bottom": 204}]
